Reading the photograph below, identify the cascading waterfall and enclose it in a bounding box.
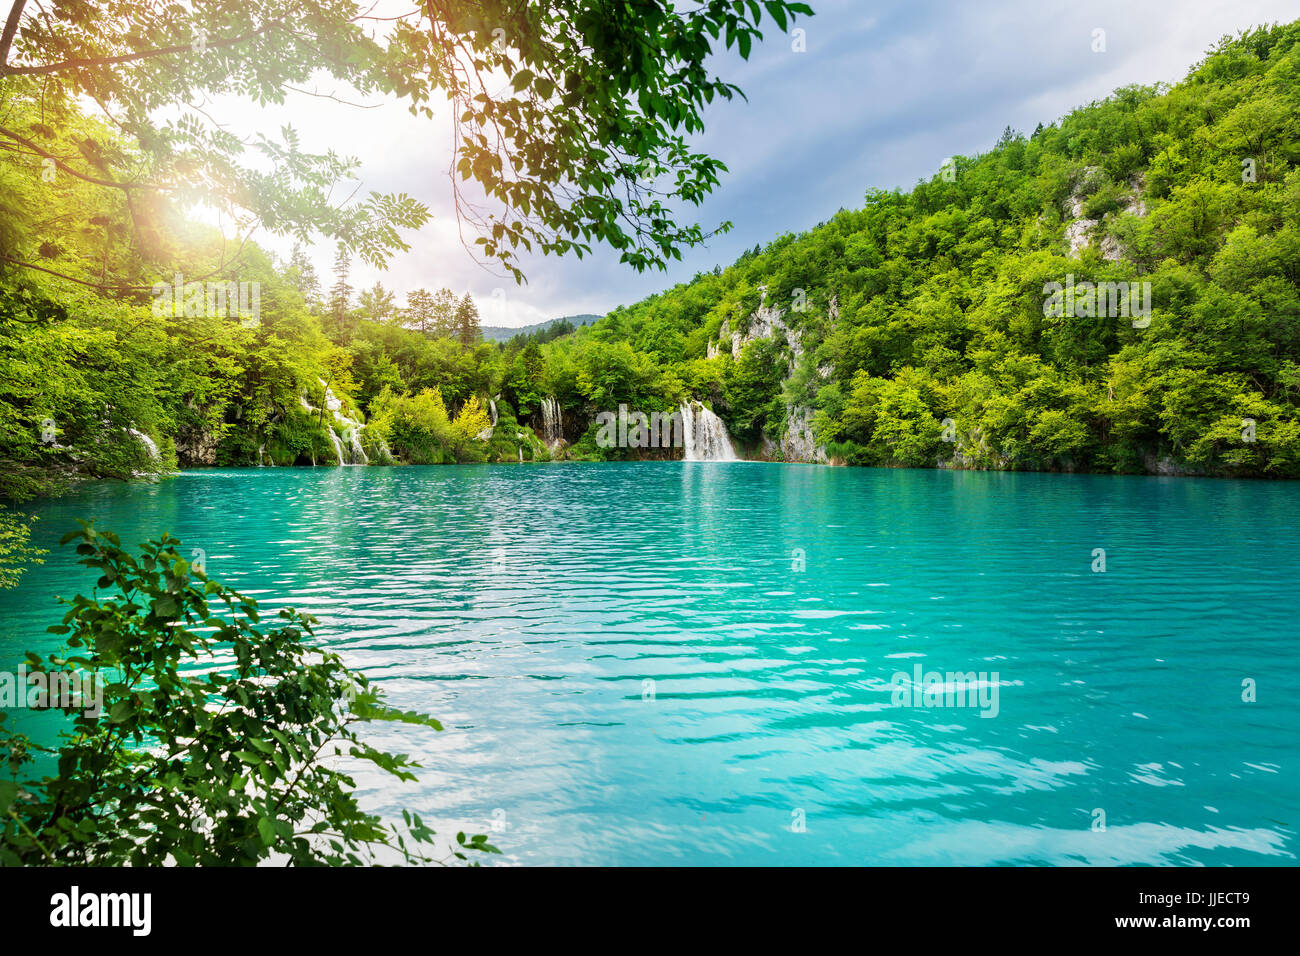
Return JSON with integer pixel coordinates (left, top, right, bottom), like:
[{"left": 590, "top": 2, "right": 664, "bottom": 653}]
[
  {"left": 126, "top": 427, "right": 160, "bottom": 460},
  {"left": 489, "top": 398, "right": 499, "bottom": 426},
  {"left": 305, "top": 379, "right": 369, "bottom": 465},
  {"left": 680, "top": 401, "right": 739, "bottom": 461},
  {"left": 324, "top": 427, "right": 346, "bottom": 466},
  {"left": 124, "top": 427, "right": 161, "bottom": 477},
  {"left": 371, "top": 434, "right": 394, "bottom": 465},
  {"left": 540, "top": 396, "right": 564, "bottom": 447},
  {"left": 343, "top": 426, "right": 368, "bottom": 465}
]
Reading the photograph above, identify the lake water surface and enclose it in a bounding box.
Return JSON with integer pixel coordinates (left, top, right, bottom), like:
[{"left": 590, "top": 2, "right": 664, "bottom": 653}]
[{"left": 2, "top": 463, "right": 1296, "bottom": 865}]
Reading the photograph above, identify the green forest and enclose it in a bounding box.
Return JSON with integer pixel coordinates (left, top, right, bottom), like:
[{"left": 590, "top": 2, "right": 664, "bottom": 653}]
[{"left": 4, "top": 20, "right": 1300, "bottom": 589}]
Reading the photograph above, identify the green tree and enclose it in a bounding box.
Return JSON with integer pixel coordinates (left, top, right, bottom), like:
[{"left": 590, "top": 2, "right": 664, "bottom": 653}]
[
  {"left": 449, "top": 394, "right": 492, "bottom": 460},
  {"left": 328, "top": 245, "right": 353, "bottom": 339},
  {"left": 454, "top": 294, "right": 481, "bottom": 346},
  {"left": 404, "top": 289, "right": 435, "bottom": 335},
  {"left": 0, "top": 506, "right": 41, "bottom": 588},
  {"left": 0, "top": 0, "right": 814, "bottom": 286},
  {"left": 286, "top": 244, "right": 321, "bottom": 311},
  {"left": 358, "top": 282, "right": 396, "bottom": 323}
]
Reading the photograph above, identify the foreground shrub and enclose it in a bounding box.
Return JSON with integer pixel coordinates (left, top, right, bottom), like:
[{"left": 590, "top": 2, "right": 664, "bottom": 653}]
[{"left": 0, "top": 523, "right": 496, "bottom": 866}]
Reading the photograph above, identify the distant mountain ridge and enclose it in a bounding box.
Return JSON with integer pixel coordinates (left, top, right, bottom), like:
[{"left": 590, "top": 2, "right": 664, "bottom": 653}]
[{"left": 480, "top": 313, "right": 602, "bottom": 342}]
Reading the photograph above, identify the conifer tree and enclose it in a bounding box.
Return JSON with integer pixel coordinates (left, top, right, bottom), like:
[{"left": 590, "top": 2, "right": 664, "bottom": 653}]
[
  {"left": 328, "top": 245, "right": 352, "bottom": 338},
  {"left": 454, "top": 294, "right": 481, "bottom": 346},
  {"left": 405, "top": 289, "right": 434, "bottom": 334}
]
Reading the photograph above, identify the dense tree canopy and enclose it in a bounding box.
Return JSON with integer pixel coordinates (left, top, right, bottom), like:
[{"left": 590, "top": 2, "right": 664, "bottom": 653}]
[
  {"left": 4, "top": 18, "right": 1300, "bottom": 590},
  {"left": 0, "top": 0, "right": 814, "bottom": 285},
  {"left": 0, "top": 0, "right": 813, "bottom": 581},
  {"left": 557, "top": 22, "right": 1300, "bottom": 475}
]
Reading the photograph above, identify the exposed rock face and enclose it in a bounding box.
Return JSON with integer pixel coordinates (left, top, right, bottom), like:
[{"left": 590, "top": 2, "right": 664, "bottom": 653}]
[
  {"left": 1065, "top": 217, "right": 1098, "bottom": 257},
  {"left": 1063, "top": 166, "right": 1103, "bottom": 257},
  {"left": 737, "top": 305, "right": 804, "bottom": 362},
  {"left": 709, "top": 300, "right": 803, "bottom": 369},
  {"left": 1142, "top": 451, "right": 1201, "bottom": 476},
  {"left": 780, "top": 404, "right": 828, "bottom": 463},
  {"left": 703, "top": 292, "right": 837, "bottom": 464},
  {"left": 1100, "top": 175, "right": 1149, "bottom": 262},
  {"left": 175, "top": 425, "right": 218, "bottom": 465},
  {"left": 1121, "top": 177, "right": 1147, "bottom": 218},
  {"left": 1065, "top": 168, "right": 1147, "bottom": 261}
]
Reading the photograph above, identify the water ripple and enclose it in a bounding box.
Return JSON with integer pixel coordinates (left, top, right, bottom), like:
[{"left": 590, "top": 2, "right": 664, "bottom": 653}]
[{"left": 1, "top": 463, "right": 1296, "bottom": 865}]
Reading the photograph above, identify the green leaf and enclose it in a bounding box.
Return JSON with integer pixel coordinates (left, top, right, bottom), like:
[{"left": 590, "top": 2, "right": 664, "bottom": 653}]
[{"left": 107, "top": 701, "right": 133, "bottom": 723}]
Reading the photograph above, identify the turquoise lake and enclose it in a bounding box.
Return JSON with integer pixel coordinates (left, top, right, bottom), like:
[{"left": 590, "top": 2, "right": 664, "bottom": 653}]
[{"left": 1, "top": 463, "right": 1296, "bottom": 865}]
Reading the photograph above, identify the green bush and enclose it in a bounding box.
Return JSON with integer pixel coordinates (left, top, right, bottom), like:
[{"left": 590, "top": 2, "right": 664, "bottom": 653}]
[{"left": 0, "top": 524, "right": 498, "bottom": 866}]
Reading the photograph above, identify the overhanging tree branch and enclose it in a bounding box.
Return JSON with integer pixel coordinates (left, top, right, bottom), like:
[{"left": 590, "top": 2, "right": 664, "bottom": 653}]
[
  {"left": 0, "top": 19, "right": 283, "bottom": 77},
  {"left": 0, "top": 0, "right": 26, "bottom": 70},
  {"left": 0, "top": 123, "right": 151, "bottom": 191}
]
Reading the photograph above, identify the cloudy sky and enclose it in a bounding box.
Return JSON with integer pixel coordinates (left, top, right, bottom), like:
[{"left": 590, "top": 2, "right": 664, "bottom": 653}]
[{"left": 231, "top": 0, "right": 1298, "bottom": 328}]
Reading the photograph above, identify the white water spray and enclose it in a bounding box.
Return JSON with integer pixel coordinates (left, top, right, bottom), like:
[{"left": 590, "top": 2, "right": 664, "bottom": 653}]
[
  {"left": 540, "top": 396, "right": 564, "bottom": 447},
  {"left": 306, "top": 380, "right": 369, "bottom": 465},
  {"left": 680, "top": 402, "right": 739, "bottom": 461},
  {"left": 126, "top": 428, "right": 160, "bottom": 461}
]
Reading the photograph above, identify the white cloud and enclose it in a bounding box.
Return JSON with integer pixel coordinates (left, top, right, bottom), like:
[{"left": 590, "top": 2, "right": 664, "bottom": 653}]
[{"left": 174, "top": 0, "right": 1299, "bottom": 326}]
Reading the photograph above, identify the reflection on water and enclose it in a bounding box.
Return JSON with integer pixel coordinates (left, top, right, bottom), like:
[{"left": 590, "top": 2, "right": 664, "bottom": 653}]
[{"left": 1, "top": 463, "right": 1296, "bottom": 865}]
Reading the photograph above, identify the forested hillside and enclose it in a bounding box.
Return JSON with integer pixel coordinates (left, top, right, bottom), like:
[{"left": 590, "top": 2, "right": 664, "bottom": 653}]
[
  {"left": 584, "top": 21, "right": 1300, "bottom": 475},
  {"left": 3, "top": 21, "right": 1299, "bottom": 583}
]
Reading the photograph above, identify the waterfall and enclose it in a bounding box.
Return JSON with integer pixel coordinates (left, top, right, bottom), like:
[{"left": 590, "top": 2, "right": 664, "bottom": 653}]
[
  {"left": 343, "top": 426, "right": 368, "bottom": 465},
  {"left": 257, "top": 442, "right": 266, "bottom": 467},
  {"left": 489, "top": 398, "right": 499, "bottom": 426},
  {"left": 680, "top": 402, "right": 739, "bottom": 461},
  {"left": 325, "top": 427, "right": 346, "bottom": 466},
  {"left": 126, "top": 428, "right": 160, "bottom": 460},
  {"left": 540, "top": 396, "right": 564, "bottom": 447},
  {"left": 309, "top": 379, "right": 369, "bottom": 465}
]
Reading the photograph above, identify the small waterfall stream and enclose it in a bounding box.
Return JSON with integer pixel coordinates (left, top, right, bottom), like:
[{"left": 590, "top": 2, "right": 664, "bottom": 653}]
[
  {"left": 680, "top": 402, "right": 739, "bottom": 461},
  {"left": 304, "top": 379, "right": 368, "bottom": 465},
  {"left": 342, "top": 425, "right": 368, "bottom": 465},
  {"left": 540, "top": 396, "right": 564, "bottom": 447},
  {"left": 325, "top": 428, "right": 346, "bottom": 467},
  {"left": 126, "top": 428, "right": 160, "bottom": 460}
]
